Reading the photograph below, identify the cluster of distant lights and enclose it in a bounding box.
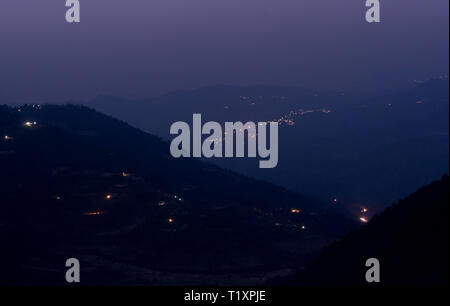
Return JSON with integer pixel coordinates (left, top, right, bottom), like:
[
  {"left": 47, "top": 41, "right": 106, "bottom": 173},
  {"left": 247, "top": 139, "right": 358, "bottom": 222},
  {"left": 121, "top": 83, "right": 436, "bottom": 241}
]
[
  {"left": 80, "top": 185, "right": 182, "bottom": 225},
  {"left": 275, "top": 222, "right": 306, "bottom": 230},
  {"left": 270, "top": 108, "right": 331, "bottom": 126},
  {"left": 24, "top": 121, "right": 37, "bottom": 127},
  {"left": 56, "top": 170, "right": 368, "bottom": 228},
  {"left": 3, "top": 121, "right": 38, "bottom": 140},
  {"left": 205, "top": 125, "right": 261, "bottom": 144},
  {"left": 239, "top": 95, "right": 288, "bottom": 101},
  {"left": 272, "top": 207, "right": 307, "bottom": 230},
  {"left": 360, "top": 207, "right": 369, "bottom": 223},
  {"left": 202, "top": 107, "right": 332, "bottom": 144},
  {"left": 55, "top": 174, "right": 306, "bottom": 230},
  {"left": 385, "top": 99, "right": 431, "bottom": 107},
  {"left": 332, "top": 197, "right": 369, "bottom": 223},
  {"left": 18, "top": 158, "right": 309, "bottom": 231}
]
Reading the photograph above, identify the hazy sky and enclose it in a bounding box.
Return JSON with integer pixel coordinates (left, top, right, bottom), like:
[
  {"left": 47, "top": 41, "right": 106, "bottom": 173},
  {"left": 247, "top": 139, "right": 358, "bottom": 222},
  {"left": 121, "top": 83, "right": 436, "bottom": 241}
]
[{"left": 0, "top": 0, "right": 448, "bottom": 104}]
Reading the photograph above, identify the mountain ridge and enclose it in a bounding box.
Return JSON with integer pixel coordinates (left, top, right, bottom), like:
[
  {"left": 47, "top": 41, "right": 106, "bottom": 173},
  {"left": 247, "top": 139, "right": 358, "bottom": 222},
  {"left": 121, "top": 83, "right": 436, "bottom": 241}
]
[
  {"left": 278, "top": 174, "right": 449, "bottom": 286},
  {"left": 0, "top": 104, "right": 353, "bottom": 285}
]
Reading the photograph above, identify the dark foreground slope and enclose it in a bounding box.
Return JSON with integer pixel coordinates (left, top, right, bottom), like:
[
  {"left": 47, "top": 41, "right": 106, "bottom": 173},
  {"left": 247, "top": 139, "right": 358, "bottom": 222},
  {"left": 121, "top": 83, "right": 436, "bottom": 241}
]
[
  {"left": 0, "top": 105, "right": 352, "bottom": 285},
  {"left": 281, "top": 175, "right": 449, "bottom": 286}
]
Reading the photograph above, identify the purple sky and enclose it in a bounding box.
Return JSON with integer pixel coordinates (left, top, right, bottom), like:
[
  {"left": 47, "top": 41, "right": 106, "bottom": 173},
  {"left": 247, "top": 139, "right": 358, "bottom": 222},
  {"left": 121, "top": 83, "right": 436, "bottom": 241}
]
[{"left": 0, "top": 0, "right": 448, "bottom": 104}]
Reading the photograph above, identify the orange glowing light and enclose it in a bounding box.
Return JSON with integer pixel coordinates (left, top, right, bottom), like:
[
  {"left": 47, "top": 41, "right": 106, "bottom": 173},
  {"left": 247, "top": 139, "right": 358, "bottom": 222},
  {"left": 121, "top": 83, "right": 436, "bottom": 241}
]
[
  {"left": 360, "top": 217, "right": 368, "bottom": 223},
  {"left": 105, "top": 194, "right": 112, "bottom": 200},
  {"left": 83, "top": 211, "right": 104, "bottom": 216},
  {"left": 168, "top": 218, "right": 174, "bottom": 223},
  {"left": 291, "top": 208, "right": 301, "bottom": 214}
]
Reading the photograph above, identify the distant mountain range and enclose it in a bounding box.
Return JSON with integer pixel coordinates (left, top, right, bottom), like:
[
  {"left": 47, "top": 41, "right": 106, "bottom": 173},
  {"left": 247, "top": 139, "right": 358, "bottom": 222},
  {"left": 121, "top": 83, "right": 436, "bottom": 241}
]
[
  {"left": 0, "top": 104, "right": 353, "bottom": 285},
  {"left": 0, "top": 88, "right": 447, "bottom": 285},
  {"left": 83, "top": 77, "right": 449, "bottom": 213}
]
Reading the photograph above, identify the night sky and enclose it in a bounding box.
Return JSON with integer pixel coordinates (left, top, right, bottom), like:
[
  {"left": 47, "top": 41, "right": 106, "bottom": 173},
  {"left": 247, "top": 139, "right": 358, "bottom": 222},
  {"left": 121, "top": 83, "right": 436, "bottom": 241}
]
[{"left": 0, "top": 0, "right": 448, "bottom": 104}]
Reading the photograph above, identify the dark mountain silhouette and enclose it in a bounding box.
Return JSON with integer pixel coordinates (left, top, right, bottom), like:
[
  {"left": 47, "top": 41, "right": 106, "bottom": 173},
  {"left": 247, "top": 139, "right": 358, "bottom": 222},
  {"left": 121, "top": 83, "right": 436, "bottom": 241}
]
[
  {"left": 87, "top": 84, "right": 355, "bottom": 136},
  {"left": 278, "top": 175, "right": 449, "bottom": 286},
  {"left": 0, "top": 104, "right": 353, "bottom": 285}
]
